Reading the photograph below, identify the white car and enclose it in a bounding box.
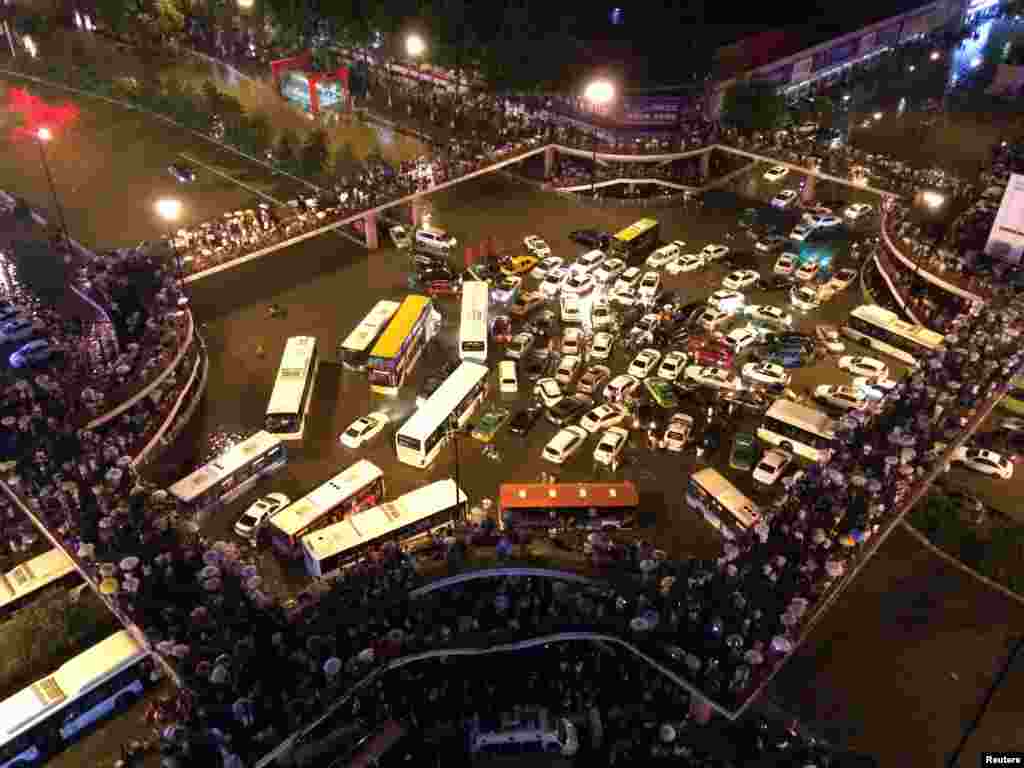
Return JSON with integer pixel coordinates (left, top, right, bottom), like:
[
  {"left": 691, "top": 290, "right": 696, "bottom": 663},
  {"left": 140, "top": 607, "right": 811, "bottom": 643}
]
[
  {"left": 628, "top": 348, "right": 662, "bottom": 378},
  {"left": 755, "top": 234, "right": 789, "bottom": 253},
  {"left": 813, "top": 214, "right": 842, "bottom": 229},
  {"left": 851, "top": 376, "right": 896, "bottom": 400},
  {"left": 828, "top": 268, "right": 858, "bottom": 292},
  {"left": 747, "top": 304, "right": 792, "bottom": 329},
  {"left": 507, "top": 332, "right": 535, "bottom": 359},
  {"left": 763, "top": 165, "right": 790, "bottom": 182},
  {"left": 0, "top": 318, "right": 37, "bottom": 344},
  {"left": 561, "top": 327, "right": 584, "bottom": 356},
  {"left": 340, "top": 411, "right": 389, "bottom": 448},
  {"left": 752, "top": 449, "right": 793, "bottom": 485},
  {"left": 790, "top": 285, "right": 821, "bottom": 311},
  {"left": 534, "top": 377, "right": 564, "bottom": 408},
  {"left": 707, "top": 289, "right": 745, "bottom": 313},
  {"left": 389, "top": 225, "right": 411, "bottom": 249},
  {"left": 523, "top": 235, "right": 551, "bottom": 258},
  {"left": 667, "top": 253, "right": 705, "bottom": 274},
  {"left": 952, "top": 447, "right": 1014, "bottom": 479},
  {"left": 722, "top": 270, "right": 760, "bottom": 291},
  {"left": 796, "top": 122, "right": 818, "bottom": 135},
  {"left": 609, "top": 286, "right": 638, "bottom": 308},
  {"left": 664, "top": 413, "right": 694, "bottom": 452},
  {"left": 494, "top": 360, "right": 518, "bottom": 394},
  {"left": 772, "top": 190, "right": 798, "bottom": 208},
  {"left": 700, "top": 244, "right": 730, "bottom": 262},
  {"left": 234, "top": 493, "right": 290, "bottom": 539},
  {"left": 590, "top": 331, "right": 615, "bottom": 360},
  {"left": 579, "top": 403, "right": 627, "bottom": 433},
  {"left": 789, "top": 223, "right": 814, "bottom": 242},
  {"left": 646, "top": 243, "right": 679, "bottom": 269},
  {"left": 697, "top": 307, "right": 732, "bottom": 332},
  {"left": 540, "top": 266, "right": 569, "bottom": 298},
  {"left": 844, "top": 202, "right": 873, "bottom": 221},
  {"left": 543, "top": 425, "right": 588, "bottom": 464},
  {"left": 637, "top": 272, "right": 661, "bottom": 302},
  {"left": 9, "top": 339, "right": 51, "bottom": 368},
  {"left": 594, "top": 257, "right": 626, "bottom": 284},
  {"left": 492, "top": 275, "right": 522, "bottom": 303},
  {"left": 593, "top": 426, "right": 629, "bottom": 466},
  {"left": 723, "top": 327, "right": 759, "bottom": 354},
  {"left": 741, "top": 361, "right": 791, "bottom": 388},
  {"left": 591, "top": 300, "right": 615, "bottom": 331},
  {"left": 531, "top": 256, "right": 564, "bottom": 281},
  {"left": 562, "top": 270, "right": 596, "bottom": 296},
  {"left": 657, "top": 350, "right": 688, "bottom": 382},
  {"left": 684, "top": 365, "right": 741, "bottom": 392},
  {"left": 794, "top": 261, "right": 820, "bottom": 282},
  {"left": 555, "top": 354, "right": 582, "bottom": 386},
  {"left": 817, "top": 325, "right": 845, "bottom": 353},
  {"left": 614, "top": 266, "right": 643, "bottom": 293},
  {"left": 815, "top": 384, "right": 868, "bottom": 411},
  {"left": 560, "top": 293, "right": 582, "bottom": 324},
  {"left": 774, "top": 253, "right": 797, "bottom": 276},
  {"left": 575, "top": 249, "right": 606, "bottom": 274},
  {"left": 838, "top": 355, "right": 889, "bottom": 380},
  {"left": 605, "top": 373, "right": 641, "bottom": 402}
]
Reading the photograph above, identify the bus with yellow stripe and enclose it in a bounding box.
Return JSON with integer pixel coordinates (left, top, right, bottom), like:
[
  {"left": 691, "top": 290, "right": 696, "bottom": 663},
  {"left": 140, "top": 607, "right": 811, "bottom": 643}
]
[
  {"left": 367, "top": 295, "right": 441, "bottom": 395},
  {"left": 609, "top": 218, "right": 660, "bottom": 265}
]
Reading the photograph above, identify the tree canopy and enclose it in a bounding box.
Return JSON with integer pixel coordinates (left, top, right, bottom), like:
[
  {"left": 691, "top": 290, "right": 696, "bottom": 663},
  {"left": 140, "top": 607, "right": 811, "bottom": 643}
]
[{"left": 720, "top": 80, "right": 787, "bottom": 136}]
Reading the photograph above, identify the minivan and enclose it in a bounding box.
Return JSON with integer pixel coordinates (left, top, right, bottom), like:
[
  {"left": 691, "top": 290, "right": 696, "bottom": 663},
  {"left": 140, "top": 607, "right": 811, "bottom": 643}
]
[{"left": 415, "top": 225, "right": 457, "bottom": 256}]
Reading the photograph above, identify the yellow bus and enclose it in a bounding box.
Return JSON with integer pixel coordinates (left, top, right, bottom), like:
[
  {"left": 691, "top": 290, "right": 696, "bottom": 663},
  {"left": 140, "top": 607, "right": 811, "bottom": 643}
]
[
  {"left": 609, "top": 218, "right": 660, "bottom": 265},
  {"left": 366, "top": 295, "right": 440, "bottom": 395}
]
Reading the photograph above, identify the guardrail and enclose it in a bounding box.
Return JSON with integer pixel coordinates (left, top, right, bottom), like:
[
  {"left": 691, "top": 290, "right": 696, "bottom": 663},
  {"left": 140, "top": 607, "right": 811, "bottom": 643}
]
[
  {"left": 553, "top": 177, "right": 699, "bottom": 193},
  {"left": 871, "top": 251, "right": 924, "bottom": 324}
]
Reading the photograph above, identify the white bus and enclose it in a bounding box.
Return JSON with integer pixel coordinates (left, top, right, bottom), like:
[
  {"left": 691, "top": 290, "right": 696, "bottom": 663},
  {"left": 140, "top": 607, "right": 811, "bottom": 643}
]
[
  {"left": 0, "top": 548, "right": 79, "bottom": 619},
  {"left": 757, "top": 398, "right": 836, "bottom": 462},
  {"left": 469, "top": 708, "right": 579, "bottom": 757},
  {"left": 0, "top": 630, "right": 153, "bottom": 766},
  {"left": 842, "top": 304, "right": 945, "bottom": 365},
  {"left": 169, "top": 431, "right": 287, "bottom": 519},
  {"left": 459, "top": 281, "right": 489, "bottom": 363},
  {"left": 338, "top": 300, "right": 401, "bottom": 371},
  {"left": 302, "top": 478, "right": 466, "bottom": 578},
  {"left": 395, "top": 361, "right": 489, "bottom": 468},
  {"left": 266, "top": 460, "right": 385, "bottom": 559},
  {"left": 686, "top": 468, "right": 760, "bottom": 540},
  {"left": 265, "top": 336, "right": 319, "bottom": 440}
]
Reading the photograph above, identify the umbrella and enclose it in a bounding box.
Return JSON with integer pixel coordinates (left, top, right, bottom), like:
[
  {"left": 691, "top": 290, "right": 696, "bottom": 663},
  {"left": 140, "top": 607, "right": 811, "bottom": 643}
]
[
  {"left": 245, "top": 576, "right": 262, "bottom": 591},
  {"left": 190, "top": 606, "right": 209, "bottom": 622},
  {"left": 899, "top": 464, "right": 915, "bottom": 477},
  {"left": 659, "top": 576, "right": 676, "bottom": 595},
  {"left": 202, "top": 577, "right": 223, "bottom": 591},
  {"left": 771, "top": 635, "right": 793, "bottom": 653},
  {"left": 119, "top": 556, "right": 140, "bottom": 572},
  {"left": 241, "top": 565, "right": 259, "bottom": 580},
  {"left": 744, "top": 649, "right": 764, "bottom": 665},
  {"left": 104, "top": 468, "right": 123, "bottom": 484},
  {"left": 839, "top": 534, "right": 856, "bottom": 547},
  {"left": 825, "top": 559, "right": 846, "bottom": 578},
  {"left": 323, "top": 657, "right": 342, "bottom": 678},
  {"left": 387, "top": 628, "right": 405, "bottom": 643},
  {"left": 198, "top": 565, "right": 220, "bottom": 580},
  {"left": 156, "top": 640, "right": 175, "bottom": 655},
  {"left": 99, "top": 562, "right": 117, "bottom": 578},
  {"left": 812, "top": 528, "right": 826, "bottom": 545},
  {"left": 210, "top": 665, "right": 229, "bottom": 685},
  {"left": 660, "top": 724, "right": 677, "bottom": 743},
  {"left": 203, "top": 550, "right": 223, "bottom": 566},
  {"left": 99, "top": 577, "right": 119, "bottom": 594},
  {"left": 171, "top": 644, "right": 191, "bottom": 659},
  {"left": 867, "top": 479, "right": 883, "bottom": 494},
  {"left": 723, "top": 542, "right": 740, "bottom": 561},
  {"left": 630, "top": 616, "right": 651, "bottom": 632},
  {"left": 357, "top": 648, "right": 375, "bottom": 664}
]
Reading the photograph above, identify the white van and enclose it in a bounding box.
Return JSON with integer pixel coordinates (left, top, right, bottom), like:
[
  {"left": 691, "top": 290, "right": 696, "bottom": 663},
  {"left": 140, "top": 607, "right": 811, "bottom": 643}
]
[
  {"left": 498, "top": 360, "right": 518, "bottom": 394},
  {"left": 415, "top": 225, "right": 457, "bottom": 256}
]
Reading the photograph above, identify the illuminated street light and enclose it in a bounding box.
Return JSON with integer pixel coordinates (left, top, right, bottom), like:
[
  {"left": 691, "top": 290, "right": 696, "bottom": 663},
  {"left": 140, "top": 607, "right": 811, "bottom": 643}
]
[
  {"left": 583, "top": 79, "right": 616, "bottom": 196},
  {"left": 237, "top": 0, "right": 253, "bottom": 7},
  {"left": 930, "top": 51, "right": 941, "bottom": 61},
  {"left": 22, "top": 35, "right": 36, "bottom": 58},
  {"left": 873, "top": 111, "right": 883, "bottom": 121},
  {"left": 405, "top": 33, "right": 426, "bottom": 58},
  {"left": 921, "top": 190, "right": 945, "bottom": 210},
  {"left": 155, "top": 199, "right": 187, "bottom": 296},
  {"left": 908, "top": 65, "right": 916, "bottom": 72},
  {"left": 36, "top": 127, "right": 51, "bottom": 142},
  {"left": 33, "top": 126, "right": 72, "bottom": 260},
  {"left": 843, "top": 94, "right": 851, "bottom": 102}
]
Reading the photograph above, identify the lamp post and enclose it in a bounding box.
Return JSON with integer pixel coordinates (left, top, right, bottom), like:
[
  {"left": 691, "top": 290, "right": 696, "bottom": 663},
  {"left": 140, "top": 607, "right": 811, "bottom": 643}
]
[
  {"left": 35, "top": 128, "right": 72, "bottom": 258},
  {"left": 406, "top": 34, "right": 427, "bottom": 135},
  {"left": 155, "top": 198, "right": 187, "bottom": 300},
  {"left": 583, "top": 79, "right": 615, "bottom": 197},
  {"left": 447, "top": 413, "right": 463, "bottom": 523}
]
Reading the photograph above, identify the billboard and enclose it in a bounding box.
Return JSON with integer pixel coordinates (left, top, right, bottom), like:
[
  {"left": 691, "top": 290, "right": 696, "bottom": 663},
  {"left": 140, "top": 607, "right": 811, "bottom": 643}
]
[
  {"left": 984, "top": 173, "right": 1024, "bottom": 265},
  {"left": 620, "top": 96, "right": 682, "bottom": 125}
]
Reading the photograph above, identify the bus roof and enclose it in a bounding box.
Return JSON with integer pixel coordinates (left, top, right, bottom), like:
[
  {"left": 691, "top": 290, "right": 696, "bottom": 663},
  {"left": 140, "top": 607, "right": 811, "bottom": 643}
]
[
  {"left": 765, "top": 398, "right": 836, "bottom": 438},
  {"left": 370, "top": 295, "right": 432, "bottom": 360},
  {"left": 690, "top": 468, "right": 759, "bottom": 523},
  {"left": 0, "top": 548, "right": 75, "bottom": 605},
  {"left": 267, "top": 336, "right": 317, "bottom": 416},
  {"left": 270, "top": 460, "right": 384, "bottom": 538},
  {"left": 399, "top": 362, "right": 489, "bottom": 442},
  {"left": 850, "top": 304, "right": 945, "bottom": 347},
  {"left": 499, "top": 482, "right": 639, "bottom": 510},
  {"left": 169, "top": 431, "right": 282, "bottom": 503},
  {"left": 613, "top": 218, "right": 658, "bottom": 243},
  {"left": 340, "top": 301, "right": 401, "bottom": 353},
  {"left": 303, "top": 479, "right": 466, "bottom": 562}
]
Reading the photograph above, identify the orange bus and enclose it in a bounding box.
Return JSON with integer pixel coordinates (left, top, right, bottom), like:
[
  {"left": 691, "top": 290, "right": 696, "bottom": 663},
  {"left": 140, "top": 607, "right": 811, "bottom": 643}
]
[{"left": 498, "top": 482, "right": 639, "bottom": 533}]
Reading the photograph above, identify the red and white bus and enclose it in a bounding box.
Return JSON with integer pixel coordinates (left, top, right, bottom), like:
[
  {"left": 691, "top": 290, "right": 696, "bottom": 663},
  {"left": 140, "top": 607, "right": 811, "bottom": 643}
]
[{"left": 498, "top": 482, "right": 639, "bottom": 533}]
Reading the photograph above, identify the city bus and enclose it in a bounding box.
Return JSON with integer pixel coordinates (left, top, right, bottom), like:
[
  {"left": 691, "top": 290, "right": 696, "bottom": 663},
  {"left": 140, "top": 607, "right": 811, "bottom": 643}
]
[
  {"left": 757, "top": 398, "right": 836, "bottom": 462},
  {"left": 608, "top": 218, "right": 660, "bottom": 265},
  {"left": 395, "top": 361, "right": 489, "bottom": 468},
  {"left": 302, "top": 478, "right": 466, "bottom": 578},
  {"left": 168, "top": 431, "right": 287, "bottom": 519},
  {"left": 265, "top": 336, "right": 319, "bottom": 440},
  {"left": 469, "top": 708, "right": 579, "bottom": 757},
  {"left": 367, "top": 295, "right": 441, "bottom": 395},
  {"left": 842, "top": 304, "right": 945, "bottom": 365},
  {"left": 0, "top": 548, "right": 79, "bottom": 619},
  {"left": 999, "top": 376, "right": 1024, "bottom": 415},
  {"left": 266, "top": 460, "right": 385, "bottom": 558},
  {"left": 0, "top": 630, "right": 154, "bottom": 766},
  {"left": 497, "top": 481, "right": 639, "bottom": 533},
  {"left": 686, "top": 468, "right": 760, "bottom": 540},
  {"left": 459, "top": 280, "right": 489, "bottom": 363},
  {"left": 338, "top": 300, "right": 401, "bottom": 371}
]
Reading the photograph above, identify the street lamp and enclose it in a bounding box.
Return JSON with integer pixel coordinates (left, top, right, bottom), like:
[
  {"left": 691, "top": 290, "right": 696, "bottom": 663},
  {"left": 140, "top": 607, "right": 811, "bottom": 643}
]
[
  {"left": 155, "top": 198, "right": 187, "bottom": 299},
  {"left": 405, "top": 34, "right": 427, "bottom": 134},
  {"left": 34, "top": 127, "right": 72, "bottom": 258},
  {"left": 583, "top": 79, "right": 615, "bottom": 196}
]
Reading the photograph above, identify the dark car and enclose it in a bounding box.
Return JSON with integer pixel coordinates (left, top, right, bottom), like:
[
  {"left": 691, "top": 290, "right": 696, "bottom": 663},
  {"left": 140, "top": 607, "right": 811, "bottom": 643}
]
[
  {"left": 720, "top": 389, "right": 770, "bottom": 414},
  {"left": 569, "top": 229, "right": 611, "bottom": 249},
  {"left": 721, "top": 250, "right": 759, "bottom": 270},
  {"left": 547, "top": 394, "right": 594, "bottom": 426},
  {"left": 528, "top": 310, "right": 558, "bottom": 339},
  {"left": 410, "top": 267, "right": 462, "bottom": 295},
  {"left": 701, "top": 425, "right": 723, "bottom": 452},
  {"left": 763, "top": 274, "right": 795, "bottom": 291},
  {"left": 755, "top": 234, "right": 788, "bottom": 254},
  {"left": 168, "top": 163, "right": 196, "bottom": 183},
  {"left": 412, "top": 251, "right": 448, "bottom": 270},
  {"left": 523, "top": 353, "right": 551, "bottom": 381},
  {"left": 508, "top": 407, "right": 543, "bottom": 436}
]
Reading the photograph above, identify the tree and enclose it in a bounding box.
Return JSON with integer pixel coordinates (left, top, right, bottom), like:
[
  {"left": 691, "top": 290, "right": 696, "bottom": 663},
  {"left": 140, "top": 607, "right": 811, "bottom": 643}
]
[
  {"left": 153, "top": 0, "right": 186, "bottom": 38},
  {"left": 300, "top": 128, "right": 330, "bottom": 179},
  {"left": 200, "top": 80, "right": 226, "bottom": 118},
  {"left": 275, "top": 129, "right": 300, "bottom": 172},
  {"left": 330, "top": 141, "right": 359, "bottom": 182},
  {"left": 247, "top": 114, "right": 274, "bottom": 158},
  {"left": 720, "top": 80, "right": 787, "bottom": 136},
  {"left": 9, "top": 239, "right": 68, "bottom": 305}
]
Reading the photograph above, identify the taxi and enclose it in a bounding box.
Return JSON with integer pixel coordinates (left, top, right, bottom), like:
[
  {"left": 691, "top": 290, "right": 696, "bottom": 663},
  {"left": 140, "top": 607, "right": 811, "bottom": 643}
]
[{"left": 501, "top": 253, "right": 540, "bottom": 276}]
